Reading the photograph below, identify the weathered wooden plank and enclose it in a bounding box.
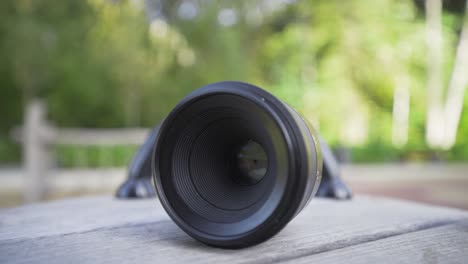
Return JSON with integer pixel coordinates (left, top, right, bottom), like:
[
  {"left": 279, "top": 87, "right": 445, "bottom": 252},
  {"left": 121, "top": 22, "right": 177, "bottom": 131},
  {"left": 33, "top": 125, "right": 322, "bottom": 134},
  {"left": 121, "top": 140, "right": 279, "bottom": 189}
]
[
  {"left": 1, "top": 196, "right": 467, "bottom": 263},
  {"left": 282, "top": 221, "right": 468, "bottom": 264},
  {"left": 55, "top": 128, "right": 148, "bottom": 145},
  {"left": 12, "top": 127, "right": 149, "bottom": 146},
  {"left": 0, "top": 196, "right": 164, "bottom": 241}
]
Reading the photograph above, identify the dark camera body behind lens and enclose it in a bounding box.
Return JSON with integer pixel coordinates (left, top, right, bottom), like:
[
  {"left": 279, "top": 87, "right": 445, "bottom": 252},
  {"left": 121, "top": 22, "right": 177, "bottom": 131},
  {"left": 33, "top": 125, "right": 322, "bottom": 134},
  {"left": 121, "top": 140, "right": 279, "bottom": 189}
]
[{"left": 153, "top": 81, "right": 323, "bottom": 248}]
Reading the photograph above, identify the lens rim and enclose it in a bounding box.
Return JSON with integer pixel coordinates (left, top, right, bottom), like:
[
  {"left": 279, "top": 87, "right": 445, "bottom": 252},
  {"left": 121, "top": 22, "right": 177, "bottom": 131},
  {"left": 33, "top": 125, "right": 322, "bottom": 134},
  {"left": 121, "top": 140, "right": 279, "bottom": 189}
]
[{"left": 152, "top": 81, "right": 322, "bottom": 248}]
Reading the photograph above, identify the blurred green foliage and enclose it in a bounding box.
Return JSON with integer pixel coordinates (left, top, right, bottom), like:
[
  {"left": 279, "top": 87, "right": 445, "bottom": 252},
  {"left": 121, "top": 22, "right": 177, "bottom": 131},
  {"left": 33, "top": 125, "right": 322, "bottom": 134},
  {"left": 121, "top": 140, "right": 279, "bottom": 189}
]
[
  {"left": 55, "top": 145, "right": 138, "bottom": 168},
  {"left": 1, "top": 0, "right": 467, "bottom": 166}
]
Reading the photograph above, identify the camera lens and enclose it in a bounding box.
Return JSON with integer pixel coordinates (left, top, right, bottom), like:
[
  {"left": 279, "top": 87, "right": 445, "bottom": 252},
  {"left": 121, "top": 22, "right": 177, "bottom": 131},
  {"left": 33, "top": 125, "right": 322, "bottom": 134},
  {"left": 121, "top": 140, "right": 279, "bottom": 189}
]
[{"left": 153, "top": 81, "right": 322, "bottom": 248}]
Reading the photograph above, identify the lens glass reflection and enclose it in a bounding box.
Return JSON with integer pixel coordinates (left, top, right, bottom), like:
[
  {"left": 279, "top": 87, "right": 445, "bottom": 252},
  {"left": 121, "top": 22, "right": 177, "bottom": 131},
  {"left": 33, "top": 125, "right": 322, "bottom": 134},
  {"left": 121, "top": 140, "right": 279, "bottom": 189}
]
[{"left": 235, "top": 140, "right": 268, "bottom": 185}]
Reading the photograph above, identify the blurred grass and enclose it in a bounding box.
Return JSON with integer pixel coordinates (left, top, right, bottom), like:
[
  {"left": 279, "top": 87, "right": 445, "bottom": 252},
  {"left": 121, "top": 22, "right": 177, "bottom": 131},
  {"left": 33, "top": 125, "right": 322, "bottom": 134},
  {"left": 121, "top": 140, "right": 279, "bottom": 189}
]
[
  {"left": 0, "top": 138, "right": 21, "bottom": 164},
  {"left": 55, "top": 145, "right": 138, "bottom": 168}
]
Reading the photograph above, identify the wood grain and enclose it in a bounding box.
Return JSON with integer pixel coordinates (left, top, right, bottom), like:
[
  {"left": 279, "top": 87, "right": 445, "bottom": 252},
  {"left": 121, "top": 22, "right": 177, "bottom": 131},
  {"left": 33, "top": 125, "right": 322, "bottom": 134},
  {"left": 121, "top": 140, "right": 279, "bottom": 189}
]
[
  {"left": 282, "top": 222, "right": 468, "bottom": 264},
  {"left": 1, "top": 196, "right": 467, "bottom": 263},
  {"left": 0, "top": 196, "right": 163, "bottom": 241}
]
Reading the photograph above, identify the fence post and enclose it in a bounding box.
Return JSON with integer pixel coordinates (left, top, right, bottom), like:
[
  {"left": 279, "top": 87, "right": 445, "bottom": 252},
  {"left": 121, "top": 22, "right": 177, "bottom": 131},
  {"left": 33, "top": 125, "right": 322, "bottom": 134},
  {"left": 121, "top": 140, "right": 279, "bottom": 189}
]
[{"left": 23, "top": 100, "right": 49, "bottom": 203}]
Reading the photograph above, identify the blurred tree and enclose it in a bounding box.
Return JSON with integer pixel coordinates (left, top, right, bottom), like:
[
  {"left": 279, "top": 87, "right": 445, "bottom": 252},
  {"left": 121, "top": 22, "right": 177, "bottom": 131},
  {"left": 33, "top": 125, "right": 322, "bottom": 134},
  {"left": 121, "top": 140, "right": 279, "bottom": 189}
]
[
  {"left": 1, "top": 0, "right": 468, "bottom": 164},
  {"left": 255, "top": 1, "right": 428, "bottom": 146},
  {"left": 444, "top": 0, "right": 468, "bottom": 148}
]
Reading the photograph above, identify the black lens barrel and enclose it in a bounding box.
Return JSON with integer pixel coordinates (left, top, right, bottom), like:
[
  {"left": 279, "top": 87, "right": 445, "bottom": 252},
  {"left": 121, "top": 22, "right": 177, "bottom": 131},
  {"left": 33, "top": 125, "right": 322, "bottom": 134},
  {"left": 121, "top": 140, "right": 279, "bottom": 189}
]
[{"left": 152, "top": 81, "right": 322, "bottom": 248}]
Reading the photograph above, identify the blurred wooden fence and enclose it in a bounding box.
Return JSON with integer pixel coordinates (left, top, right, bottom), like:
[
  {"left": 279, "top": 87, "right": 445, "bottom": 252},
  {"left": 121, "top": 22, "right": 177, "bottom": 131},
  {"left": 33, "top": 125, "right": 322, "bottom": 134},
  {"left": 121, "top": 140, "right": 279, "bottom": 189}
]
[
  {"left": 9, "top": 102, "right": 468, "bottom": 210},
  {"left": 12, "top": 100, "right": 150, "bottom": 203}
]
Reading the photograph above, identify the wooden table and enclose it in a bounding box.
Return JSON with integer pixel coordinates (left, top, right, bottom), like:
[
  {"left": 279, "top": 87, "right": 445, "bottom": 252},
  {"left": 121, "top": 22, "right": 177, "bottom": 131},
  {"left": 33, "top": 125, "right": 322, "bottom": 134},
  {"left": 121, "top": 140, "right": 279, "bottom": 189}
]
[{"left": 1, "top": 196, "right": 468, "bottom": 263}]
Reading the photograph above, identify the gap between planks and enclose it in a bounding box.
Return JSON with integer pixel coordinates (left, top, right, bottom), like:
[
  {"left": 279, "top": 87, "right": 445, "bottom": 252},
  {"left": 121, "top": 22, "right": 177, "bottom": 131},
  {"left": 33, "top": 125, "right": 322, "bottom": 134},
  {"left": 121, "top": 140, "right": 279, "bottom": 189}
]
[{"left": 267, "top": 218, "right": 464, "bottom": 264}]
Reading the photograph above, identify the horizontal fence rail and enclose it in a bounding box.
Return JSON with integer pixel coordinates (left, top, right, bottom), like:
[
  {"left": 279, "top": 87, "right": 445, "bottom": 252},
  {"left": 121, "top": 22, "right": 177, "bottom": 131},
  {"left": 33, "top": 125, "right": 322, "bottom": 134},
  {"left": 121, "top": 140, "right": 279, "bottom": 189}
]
[{"left": 11, "top": 100, "right": 152, "bottom": 203}]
